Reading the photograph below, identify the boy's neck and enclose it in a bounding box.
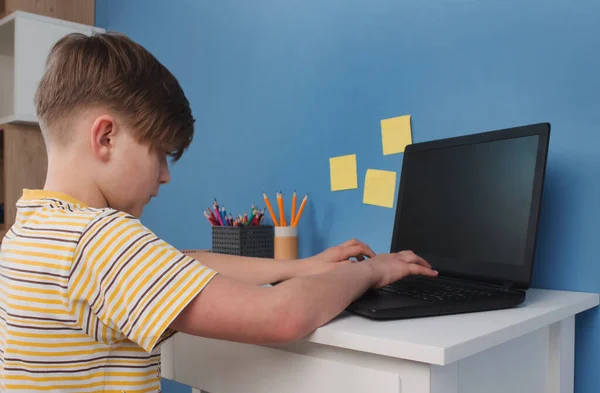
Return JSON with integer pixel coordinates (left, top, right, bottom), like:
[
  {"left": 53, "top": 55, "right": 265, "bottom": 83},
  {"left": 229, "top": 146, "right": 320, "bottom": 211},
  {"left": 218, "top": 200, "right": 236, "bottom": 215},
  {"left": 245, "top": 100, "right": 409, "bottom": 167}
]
[{"left": 43, "top": 159, "right": 108, "bottom": 210}]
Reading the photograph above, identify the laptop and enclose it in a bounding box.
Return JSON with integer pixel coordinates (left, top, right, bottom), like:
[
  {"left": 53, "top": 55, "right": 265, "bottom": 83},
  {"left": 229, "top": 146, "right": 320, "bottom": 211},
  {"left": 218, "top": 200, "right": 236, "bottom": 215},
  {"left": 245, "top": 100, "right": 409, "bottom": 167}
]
[{"left": 347, "top": 122, "right": 550, "bottom": 320}]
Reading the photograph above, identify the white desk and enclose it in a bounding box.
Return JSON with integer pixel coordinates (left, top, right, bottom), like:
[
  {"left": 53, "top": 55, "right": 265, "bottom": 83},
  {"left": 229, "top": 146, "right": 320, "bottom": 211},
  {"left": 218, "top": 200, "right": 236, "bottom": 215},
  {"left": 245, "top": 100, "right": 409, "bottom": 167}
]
[{"left": 161, "top": 288, "right": 599, "bottom": 393}]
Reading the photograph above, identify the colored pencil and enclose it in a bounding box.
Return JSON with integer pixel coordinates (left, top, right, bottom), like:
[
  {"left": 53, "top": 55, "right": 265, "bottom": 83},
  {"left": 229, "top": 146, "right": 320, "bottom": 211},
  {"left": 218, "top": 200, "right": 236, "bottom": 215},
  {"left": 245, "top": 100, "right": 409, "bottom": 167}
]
[
  {"left": 221, "top": 206, "right": 229, "bottom": 226},
  {"left": 246, "top": 205, "right": 256, "bottom": 226},
  {"left": 204, "top": 210, "right": 217, "bottom": 226},
  {"left": 204, "top": 198, "right": 277, "bottom": 227},
  {"left": 207, "top": 208, "right": 218, "bottom": 222},
  {"left": 258, "top": 209, "right": 265, "bottom": 225},
  {"left": 213, "top": 199, "right": 225, "bottom": 226},
  {"left": 213, "top": 205, "right": 224, "bottom": 226}
]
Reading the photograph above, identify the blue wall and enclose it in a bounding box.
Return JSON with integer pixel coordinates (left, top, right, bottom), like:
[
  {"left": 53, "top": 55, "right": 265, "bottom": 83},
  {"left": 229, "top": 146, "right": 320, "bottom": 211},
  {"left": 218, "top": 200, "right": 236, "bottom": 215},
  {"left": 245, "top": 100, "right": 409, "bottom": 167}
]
[{"left": 96, "top": 1, "right": 600, "bottom": 392}]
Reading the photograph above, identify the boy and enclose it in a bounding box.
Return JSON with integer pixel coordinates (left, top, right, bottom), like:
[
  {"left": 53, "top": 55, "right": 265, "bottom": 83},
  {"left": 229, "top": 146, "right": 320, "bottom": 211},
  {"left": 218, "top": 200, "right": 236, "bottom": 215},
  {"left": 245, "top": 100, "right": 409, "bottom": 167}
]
[{"left": 0, "top": 32, "right": 437, "bottom": 392}]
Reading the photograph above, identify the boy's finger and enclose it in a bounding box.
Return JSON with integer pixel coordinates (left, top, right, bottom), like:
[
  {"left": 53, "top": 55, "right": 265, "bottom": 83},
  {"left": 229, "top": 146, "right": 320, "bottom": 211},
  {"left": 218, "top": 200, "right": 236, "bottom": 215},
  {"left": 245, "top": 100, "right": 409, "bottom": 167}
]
[
  {"left": 398, "top": 252, "right": 432, "bottom": 268},
  {"left": 408, "top": 264, "right": 438, "bottom": 277},
  {"left": 415, "top": 256, "right": 432, "bottom": 269},
  {"left": 343, "top": 245, "right": 370, "bottom": 260},
  {"left": 352, "top": 242, "right": 376, "bottom": 258},
  {"left": 343, "top": 239, "right": 376, "bottom": 258}
]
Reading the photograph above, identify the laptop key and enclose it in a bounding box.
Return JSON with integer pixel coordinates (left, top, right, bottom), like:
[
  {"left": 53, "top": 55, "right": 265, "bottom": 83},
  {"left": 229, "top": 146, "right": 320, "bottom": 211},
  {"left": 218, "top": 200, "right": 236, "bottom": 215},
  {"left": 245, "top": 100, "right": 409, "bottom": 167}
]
[{"left": 380, "top": 280, "right": 500, "bottom": 302}]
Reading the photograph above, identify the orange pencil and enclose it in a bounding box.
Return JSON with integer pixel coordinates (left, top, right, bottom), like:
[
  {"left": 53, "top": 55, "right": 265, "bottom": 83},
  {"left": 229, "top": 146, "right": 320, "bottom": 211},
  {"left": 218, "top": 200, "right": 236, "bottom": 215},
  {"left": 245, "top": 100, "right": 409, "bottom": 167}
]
[
  {"left": 291, "top": 190, "right": 297, "bottom": 225},
  {"left": 263, "top": 193, "right": 279, "bottom": 226},
  {"left": 277, "top": 191, "right": 287, "bottom": 227},
  {"left": 292, "top": 193, "right": 308, "bottom": 227}
]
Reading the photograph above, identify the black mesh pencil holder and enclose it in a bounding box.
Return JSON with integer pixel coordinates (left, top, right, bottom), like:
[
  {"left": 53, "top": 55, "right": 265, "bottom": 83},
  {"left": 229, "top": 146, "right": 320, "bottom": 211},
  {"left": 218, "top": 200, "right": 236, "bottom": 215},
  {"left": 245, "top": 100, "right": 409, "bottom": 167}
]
[{"left": 212, "top": 226, "right": 274, "bottom": 258}]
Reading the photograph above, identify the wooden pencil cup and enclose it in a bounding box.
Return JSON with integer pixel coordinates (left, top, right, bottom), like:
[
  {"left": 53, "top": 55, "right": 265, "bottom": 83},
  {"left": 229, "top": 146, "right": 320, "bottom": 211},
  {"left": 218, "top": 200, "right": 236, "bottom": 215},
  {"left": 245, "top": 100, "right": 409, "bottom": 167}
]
[{"left": 274, "top": 226, "right": 298, "bottom": 260}]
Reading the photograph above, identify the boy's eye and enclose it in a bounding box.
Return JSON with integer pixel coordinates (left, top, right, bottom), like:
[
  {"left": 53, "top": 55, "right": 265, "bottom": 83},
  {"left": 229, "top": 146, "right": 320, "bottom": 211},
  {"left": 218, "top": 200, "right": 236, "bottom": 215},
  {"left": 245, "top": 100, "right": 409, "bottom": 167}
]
[{"left": 164, "top": 150, "right": 177, "bottom": 163}]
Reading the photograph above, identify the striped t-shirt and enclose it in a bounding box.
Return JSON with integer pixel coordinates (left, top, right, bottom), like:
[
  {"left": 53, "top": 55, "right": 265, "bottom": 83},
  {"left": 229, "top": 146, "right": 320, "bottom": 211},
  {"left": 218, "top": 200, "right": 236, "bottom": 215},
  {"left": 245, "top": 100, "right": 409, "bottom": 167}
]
[{"left": 0, "top": 189, "right": 217, "bottom": 392}]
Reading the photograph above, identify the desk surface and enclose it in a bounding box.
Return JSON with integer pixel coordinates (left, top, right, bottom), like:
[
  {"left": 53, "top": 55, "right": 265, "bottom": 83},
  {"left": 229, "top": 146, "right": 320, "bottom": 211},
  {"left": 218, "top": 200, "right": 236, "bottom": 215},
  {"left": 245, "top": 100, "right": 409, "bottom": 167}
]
[{"left": 296, "top": 288, "right": 598, "bottom": 365}]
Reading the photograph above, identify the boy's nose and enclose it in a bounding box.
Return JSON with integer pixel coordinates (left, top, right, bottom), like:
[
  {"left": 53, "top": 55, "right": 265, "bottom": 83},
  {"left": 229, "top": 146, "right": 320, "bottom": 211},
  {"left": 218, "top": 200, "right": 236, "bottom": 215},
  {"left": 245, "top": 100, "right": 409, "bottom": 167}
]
[{"left": 159, "top": 166, "right": 171, "bottom": 185}]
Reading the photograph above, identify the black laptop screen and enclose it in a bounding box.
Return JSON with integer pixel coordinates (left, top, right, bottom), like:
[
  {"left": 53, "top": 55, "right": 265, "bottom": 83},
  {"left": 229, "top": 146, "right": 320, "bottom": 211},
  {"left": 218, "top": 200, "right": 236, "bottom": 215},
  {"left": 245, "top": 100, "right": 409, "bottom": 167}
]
[{"left": 391, "top": 125, "right": 548, "bottom": 288}]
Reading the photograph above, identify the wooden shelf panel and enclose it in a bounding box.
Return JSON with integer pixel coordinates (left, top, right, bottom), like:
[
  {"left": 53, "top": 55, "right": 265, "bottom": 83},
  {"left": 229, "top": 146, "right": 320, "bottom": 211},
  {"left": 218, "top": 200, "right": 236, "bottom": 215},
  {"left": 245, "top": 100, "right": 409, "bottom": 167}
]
[
  {"left": 2, "top": 123, "right": 47, "bottom": 229},
  {"left": 1, "top": 1, "right": 95, "bottom": 26}
]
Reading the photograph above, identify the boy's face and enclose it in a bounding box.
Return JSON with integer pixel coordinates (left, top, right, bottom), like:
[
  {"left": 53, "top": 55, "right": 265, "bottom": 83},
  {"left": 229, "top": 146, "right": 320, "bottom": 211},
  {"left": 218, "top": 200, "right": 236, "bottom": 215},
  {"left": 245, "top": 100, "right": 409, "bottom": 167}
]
[{"left": 102, "top": 129, "right": 171, "bottom": 218}]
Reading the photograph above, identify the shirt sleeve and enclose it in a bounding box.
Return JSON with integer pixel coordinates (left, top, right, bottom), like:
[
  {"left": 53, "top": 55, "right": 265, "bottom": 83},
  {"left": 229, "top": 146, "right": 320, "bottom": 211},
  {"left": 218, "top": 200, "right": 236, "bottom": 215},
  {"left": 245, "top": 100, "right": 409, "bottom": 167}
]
[{"left": 68, "top": 209, "right": 218, "bottom": 353}]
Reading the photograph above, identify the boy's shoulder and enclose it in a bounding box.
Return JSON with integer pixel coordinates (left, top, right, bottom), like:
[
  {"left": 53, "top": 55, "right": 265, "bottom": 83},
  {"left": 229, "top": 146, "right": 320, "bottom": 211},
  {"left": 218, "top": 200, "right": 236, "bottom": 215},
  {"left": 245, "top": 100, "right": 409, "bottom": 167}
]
[
  {"left": 10, "top": 189, "right": 151, "bottom": 245},
  {"left": 9, "top": 189, "right": 176, "bottom": 271}
]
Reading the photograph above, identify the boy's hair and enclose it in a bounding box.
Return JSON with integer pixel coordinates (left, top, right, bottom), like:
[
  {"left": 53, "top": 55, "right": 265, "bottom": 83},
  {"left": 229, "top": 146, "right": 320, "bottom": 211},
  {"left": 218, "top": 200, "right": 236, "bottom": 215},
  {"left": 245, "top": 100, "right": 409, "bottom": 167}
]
[{"left": 34, "top": 32, "right": 194, "bottom": 161}]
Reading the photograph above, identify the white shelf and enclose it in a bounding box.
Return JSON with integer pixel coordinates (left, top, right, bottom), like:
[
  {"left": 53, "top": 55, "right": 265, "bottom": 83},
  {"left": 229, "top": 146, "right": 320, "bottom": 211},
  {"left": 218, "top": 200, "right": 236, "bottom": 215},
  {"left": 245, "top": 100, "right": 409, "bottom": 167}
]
[
  {"left": 0, "top": 11, "right": 105, "bottom": 125},
  {"left": 0, "top": 11, "right": 104, "bottom": 32},
  {"left": 0, "top": 114, "right": 38, "bottom": 125}
]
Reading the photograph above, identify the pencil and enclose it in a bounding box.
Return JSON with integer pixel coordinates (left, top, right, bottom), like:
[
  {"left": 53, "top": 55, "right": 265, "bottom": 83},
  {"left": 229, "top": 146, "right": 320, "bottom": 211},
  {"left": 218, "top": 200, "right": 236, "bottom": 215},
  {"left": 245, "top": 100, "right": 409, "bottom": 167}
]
[
  {"left": 207, "top": 208, "right": 218, "bottom": 222},
  {"left": 246, "top": 205, "right": 256, "bottom": 226},
  {"left": 203, "top": 210, "right": 216, "bottom": 226},
  {"left": 250, "top": 214, "right": 259, "bottom": 226},
  {"left": 213, "top": 205, "right": 224, "bottom": 226},
  {"left": 291, "top": 190, "right": 297, "bottom": 225},
  {"left": 220, "top": 206, "right": 228, "bottom": 226},
  {"left": 277, "top": 191, "right": 287, "bottom": 227},
  {"left": 292, "top": 193, "right": 308, "bottom": 227},
  {"left": 213, "top": 199, "right": 225, "bottom": 226},
  {"left": 263, "top": 193, "right": 279, "bottom": 226}
]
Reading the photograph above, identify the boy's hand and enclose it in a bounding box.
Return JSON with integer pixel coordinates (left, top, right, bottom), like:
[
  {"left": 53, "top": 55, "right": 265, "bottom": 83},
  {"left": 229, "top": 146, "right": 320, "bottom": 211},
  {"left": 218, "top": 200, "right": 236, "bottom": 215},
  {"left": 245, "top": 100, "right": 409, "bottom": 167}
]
[
  {"left": 297, "top": 239, "right": 376, "bottom": 277},
  {"left": 365, "top": 251, "right": 438, "bottom": 288}
]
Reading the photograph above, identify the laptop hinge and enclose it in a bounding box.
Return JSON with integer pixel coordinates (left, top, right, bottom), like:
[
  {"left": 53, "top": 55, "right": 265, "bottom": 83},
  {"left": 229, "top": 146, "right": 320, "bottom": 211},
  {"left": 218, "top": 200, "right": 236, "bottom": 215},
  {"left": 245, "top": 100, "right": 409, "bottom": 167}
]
[{"left": 500, "top": 281, "right": 513, "bottom": 292}]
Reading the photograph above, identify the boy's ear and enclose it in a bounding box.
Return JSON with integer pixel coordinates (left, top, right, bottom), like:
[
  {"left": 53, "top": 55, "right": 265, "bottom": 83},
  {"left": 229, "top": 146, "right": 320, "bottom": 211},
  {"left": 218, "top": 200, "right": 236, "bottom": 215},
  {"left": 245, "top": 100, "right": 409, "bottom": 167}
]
[{"left": 90, "top": 115, "right": 118, "bottom": 162}]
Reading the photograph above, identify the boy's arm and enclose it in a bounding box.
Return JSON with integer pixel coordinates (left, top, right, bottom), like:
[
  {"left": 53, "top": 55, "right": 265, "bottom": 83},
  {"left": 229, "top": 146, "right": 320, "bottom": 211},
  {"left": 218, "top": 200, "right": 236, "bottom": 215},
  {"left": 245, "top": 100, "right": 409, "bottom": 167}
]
[
  {"left": 170, "top": 251, "right": 437, "bottom": 344},
  {"left": 181, "top": 239, "right": 376, "bottom": 285},
  {"left": 181, "top": 251, "right": 300, "bottom": 285}
]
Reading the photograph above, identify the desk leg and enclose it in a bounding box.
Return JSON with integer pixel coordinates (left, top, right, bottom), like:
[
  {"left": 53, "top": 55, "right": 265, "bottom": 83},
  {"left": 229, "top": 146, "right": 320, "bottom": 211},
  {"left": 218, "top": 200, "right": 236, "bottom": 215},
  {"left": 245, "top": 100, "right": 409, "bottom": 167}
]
[
  {"left": 548, "top": 316, "right": 575, "bottom": 393},
  {"left": 431, "top": 363, "right": 458, "bottom": 393}
]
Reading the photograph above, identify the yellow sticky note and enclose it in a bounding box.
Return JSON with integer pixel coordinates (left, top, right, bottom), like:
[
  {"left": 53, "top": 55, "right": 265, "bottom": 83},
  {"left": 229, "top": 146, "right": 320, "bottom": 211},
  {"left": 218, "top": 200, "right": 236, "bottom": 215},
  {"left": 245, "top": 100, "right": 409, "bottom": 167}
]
[
  {"left": 381, "top": 115, "right": 412, "bottom": 155},
  {"left": 363, "top": 169, "right": 397, "bottom": 208},
  {"left": 329, "top": 154, "right": 358, "bottom": 191}
]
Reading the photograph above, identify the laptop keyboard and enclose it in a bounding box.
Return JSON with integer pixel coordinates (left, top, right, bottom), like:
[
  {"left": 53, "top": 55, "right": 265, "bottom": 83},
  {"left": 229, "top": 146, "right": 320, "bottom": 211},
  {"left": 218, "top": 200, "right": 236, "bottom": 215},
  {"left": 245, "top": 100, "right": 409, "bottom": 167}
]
[{"left": 379, "top": 279, "right": 502, "bottom": 302}]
